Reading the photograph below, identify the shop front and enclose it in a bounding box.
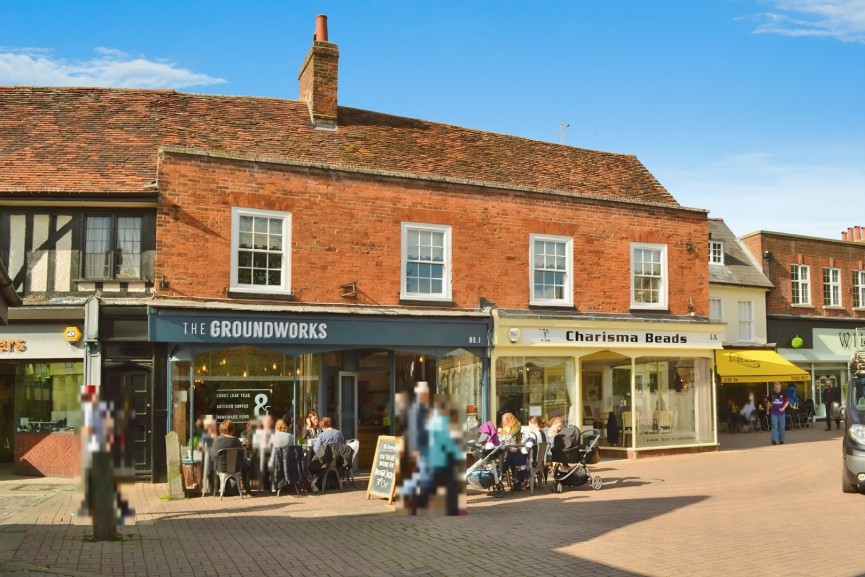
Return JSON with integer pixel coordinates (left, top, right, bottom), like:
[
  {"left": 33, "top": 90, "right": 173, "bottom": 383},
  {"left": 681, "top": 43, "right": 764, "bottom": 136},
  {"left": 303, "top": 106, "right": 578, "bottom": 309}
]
[
  {"left": 492, "top": 310, "right": 724, "bottom": 457},
  {"left": 148, "top": 305, "right": 490, "bottom": 470},
  {"left": 0, "top": 321, "right": 85, "bottom": 476},
  {"left": 714, "top": 348, "right": 811, "bottom": 421},
  {"left": 777, "top": 326, "right": 865, "bottom": 419}
]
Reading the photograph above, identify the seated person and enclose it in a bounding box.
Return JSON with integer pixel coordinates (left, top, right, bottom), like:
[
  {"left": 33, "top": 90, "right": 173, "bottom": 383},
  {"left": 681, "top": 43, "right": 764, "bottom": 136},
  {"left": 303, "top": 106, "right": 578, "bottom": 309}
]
[
  {"left": 312, "top": 416, "right": 344, "bottom": 453},
  {"left": 268, "top": 418, "right": 296, "bottom": 469},
  {"left": 252, "top": 415, "right": 274, "bottom": 489},
  {"left": 199, "top": 415, "right": 218, "bottom": 491},
  {"left": 301, "top": 411, "right": 322, "bottom": 443},
  {"left": 310, "top": 417, "right": 346, "bottom": 488},
  {"left": 738, "top": 398, "right": 757, "bottom": 429},
  {"left": 506, "top": 416, "right": 547, "bottom": 492},
  {"left": 241, "top": 420, "right": 256, "bottom": 454},
  {"left": 545, "top": 416, "right": 564, "bottom": 461},
  {"left": 499, "top": 412, "right": 526, "bottom": 491},
  {"left": 787, "top": 384, "right": 800, "bottom": 409},
  {"left": 211, "top": 418, "right": 251, "bottom": 495}
]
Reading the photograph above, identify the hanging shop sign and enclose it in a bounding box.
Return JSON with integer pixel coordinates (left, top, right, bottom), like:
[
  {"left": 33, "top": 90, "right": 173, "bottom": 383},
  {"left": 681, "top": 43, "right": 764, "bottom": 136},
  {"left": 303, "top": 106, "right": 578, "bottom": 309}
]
[{"left": 148, "top": 308, "right": 489, "bottom": 349}]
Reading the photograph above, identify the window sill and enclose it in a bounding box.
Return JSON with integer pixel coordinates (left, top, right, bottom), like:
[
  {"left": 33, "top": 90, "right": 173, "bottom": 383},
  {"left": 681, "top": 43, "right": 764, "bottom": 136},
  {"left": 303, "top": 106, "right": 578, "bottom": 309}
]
[
  {"left": 629, "top": 307, "right": 671, "bottom": 314},
  {"left": 227, "top": 290, "right": 295, "bottom": 301},
  {"left": 528, "top": 303, "right": 575, "bottom": 312},
  {"left": 398, "top": 298, "right": 455, "bottom": 307},
  {"left": 790, "top": 304, "right": 814, "bottom": 309},
  {"left": 822, "top": 306, "right": 845, "bottom": 310},
  {"left": 76, "top": 277, "right": 147, "bottom": 283}
]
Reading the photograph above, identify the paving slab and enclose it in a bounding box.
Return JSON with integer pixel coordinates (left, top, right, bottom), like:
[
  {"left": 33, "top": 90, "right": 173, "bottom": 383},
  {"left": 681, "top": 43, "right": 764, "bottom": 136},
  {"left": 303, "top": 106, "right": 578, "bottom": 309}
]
[{"left": 0, "top": 425, "right": 860, "bottom": 577}]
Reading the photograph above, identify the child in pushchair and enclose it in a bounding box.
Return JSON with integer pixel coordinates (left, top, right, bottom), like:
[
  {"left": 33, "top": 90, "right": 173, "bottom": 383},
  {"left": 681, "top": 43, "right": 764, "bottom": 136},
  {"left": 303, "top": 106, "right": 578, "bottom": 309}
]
[
  {"left": 465, "top": 420, "right": 506, "bottom": 498},
  {"left": 549, "top": 426, "right": 603, "bottom": 492}
]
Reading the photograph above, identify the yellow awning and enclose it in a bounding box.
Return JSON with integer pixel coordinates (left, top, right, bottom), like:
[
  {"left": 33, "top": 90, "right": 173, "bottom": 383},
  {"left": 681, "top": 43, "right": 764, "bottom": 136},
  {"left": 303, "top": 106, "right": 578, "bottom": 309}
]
[{"left": 714, "top": 349, "right": 810, "bottom": 384}]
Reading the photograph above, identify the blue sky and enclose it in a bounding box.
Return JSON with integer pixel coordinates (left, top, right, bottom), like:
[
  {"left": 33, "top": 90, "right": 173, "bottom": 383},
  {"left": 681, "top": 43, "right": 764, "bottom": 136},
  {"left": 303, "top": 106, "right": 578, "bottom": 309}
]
[{"left": 2, "top": 1, "right": 863, "bottom": 239}]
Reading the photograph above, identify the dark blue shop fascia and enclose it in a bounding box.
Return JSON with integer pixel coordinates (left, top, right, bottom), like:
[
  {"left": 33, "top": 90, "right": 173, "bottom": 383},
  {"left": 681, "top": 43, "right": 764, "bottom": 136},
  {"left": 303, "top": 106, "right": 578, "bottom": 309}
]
[{"left": 147, "top": 307, "right": 491, "bottom": 352}]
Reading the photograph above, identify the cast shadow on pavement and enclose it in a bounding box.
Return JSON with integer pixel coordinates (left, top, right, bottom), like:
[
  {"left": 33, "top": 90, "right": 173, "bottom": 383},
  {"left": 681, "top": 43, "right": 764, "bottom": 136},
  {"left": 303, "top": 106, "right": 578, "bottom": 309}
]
[{"left": 4, "top": 484, "right": 708, "bottom": 577}]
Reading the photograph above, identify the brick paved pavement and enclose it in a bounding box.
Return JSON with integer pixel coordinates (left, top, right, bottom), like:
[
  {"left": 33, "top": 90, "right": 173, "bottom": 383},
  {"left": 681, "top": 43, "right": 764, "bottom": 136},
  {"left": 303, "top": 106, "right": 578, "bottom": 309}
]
[{"left": 0, "top": 425, "right": 861, "bottom": 577}]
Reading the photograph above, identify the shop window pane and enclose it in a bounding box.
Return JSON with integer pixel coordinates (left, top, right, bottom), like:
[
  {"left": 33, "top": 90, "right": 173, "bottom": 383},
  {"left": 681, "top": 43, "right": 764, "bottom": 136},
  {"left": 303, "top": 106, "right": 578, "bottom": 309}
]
[
  {"left": 187, "top": 347, "right": 318, "bottom": 439},
  {"left": 494, "top": 356, "right": 574, "bottom": 427},
  {"left": 14, "top": 362, "right": 84, "bottom": 432}
]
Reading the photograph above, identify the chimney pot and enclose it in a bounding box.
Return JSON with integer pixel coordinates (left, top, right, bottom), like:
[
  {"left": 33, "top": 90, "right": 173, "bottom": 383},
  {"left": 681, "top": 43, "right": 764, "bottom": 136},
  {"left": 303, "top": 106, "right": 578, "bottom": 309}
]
[
  {"left": 849, "top": 227, "right": 855, "bottom": 241},
  {"left": 315, "top": 14, "right": 328, "bottom": 42},
  {"left": 855, "top": 226, "right": 862, "bottom": 242},
  {"left": 842, "top": 231, "right": 848, "bottom": 242}
]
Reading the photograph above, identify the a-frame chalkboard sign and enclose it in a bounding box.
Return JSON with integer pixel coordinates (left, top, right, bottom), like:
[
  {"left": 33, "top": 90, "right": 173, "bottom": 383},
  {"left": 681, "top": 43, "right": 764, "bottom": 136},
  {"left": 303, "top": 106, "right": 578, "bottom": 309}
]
[{"left": 365, "top": 435, "right": 402, "bottom": 504}]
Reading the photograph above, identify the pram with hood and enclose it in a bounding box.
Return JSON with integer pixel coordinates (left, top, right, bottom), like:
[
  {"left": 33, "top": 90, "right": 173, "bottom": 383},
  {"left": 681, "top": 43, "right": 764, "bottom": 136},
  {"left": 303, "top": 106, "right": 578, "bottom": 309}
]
[
  {"left": 465, "top": 420, "right": 506, "bottom": 498},
  {"left": 549, "top": 427, "right": 603, "bottom": 492}
]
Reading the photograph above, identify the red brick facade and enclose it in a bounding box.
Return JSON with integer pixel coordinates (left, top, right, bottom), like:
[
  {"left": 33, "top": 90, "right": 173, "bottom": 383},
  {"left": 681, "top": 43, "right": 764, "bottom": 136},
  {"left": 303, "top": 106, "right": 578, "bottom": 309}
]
[
  {"left": 740, "top": 232, "right": 865, "bottom": 318},
  {"left": 14, "top": 432, "right": 80, "bottom": 477},
  {"left": 156, "top": 151, "right": 710, "bottom": 316}
]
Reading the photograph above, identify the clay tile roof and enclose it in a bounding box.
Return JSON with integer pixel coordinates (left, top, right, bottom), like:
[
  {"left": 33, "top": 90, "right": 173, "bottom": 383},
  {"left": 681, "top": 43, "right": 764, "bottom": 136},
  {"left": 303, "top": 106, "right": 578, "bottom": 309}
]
[{"left": 0, "top": 86, "right": 679, "bottom": 206}]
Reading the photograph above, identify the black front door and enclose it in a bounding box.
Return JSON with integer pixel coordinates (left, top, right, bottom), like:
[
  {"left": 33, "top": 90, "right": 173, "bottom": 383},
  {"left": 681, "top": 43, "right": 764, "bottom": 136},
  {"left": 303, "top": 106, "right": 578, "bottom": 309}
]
[{"left": 104, "top": 365, "right": 151, "bottom": 477}]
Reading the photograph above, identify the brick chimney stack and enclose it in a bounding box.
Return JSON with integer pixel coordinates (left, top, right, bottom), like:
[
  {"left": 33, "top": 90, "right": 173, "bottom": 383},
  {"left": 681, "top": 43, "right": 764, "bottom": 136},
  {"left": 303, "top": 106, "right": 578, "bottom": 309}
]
[{"left": 298, "top": 14, "right": 339, "bottom": 130}]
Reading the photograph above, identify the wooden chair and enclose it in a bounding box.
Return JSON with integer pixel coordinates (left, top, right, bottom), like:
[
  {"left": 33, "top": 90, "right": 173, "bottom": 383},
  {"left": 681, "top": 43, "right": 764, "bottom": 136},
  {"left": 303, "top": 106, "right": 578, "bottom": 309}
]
[
  {"left": 657, "top": 410, "right": 673, "bottom": 434},
  {"left": 583, "top": 405, "right": 594, "bottom": 428},
  {"left": 622, "top": 411, "right": 634, "bottom": 447}
]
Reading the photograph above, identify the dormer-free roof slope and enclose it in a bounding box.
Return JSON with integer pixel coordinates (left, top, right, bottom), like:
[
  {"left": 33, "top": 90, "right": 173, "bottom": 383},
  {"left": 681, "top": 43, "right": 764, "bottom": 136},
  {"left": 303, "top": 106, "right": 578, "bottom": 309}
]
[{"left": 0, "top": 87, "right": 678, "bottom": 207}]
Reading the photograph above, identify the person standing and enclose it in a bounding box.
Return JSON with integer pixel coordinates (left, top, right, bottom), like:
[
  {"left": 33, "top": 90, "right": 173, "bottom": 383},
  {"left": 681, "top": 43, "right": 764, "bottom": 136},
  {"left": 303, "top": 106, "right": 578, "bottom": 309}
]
[
  {"left": 767, "top": 382, "right": 790, "bottom": 445},
  {"left": 400, "top": 381, "right": 432, "bottom": 512},
  {"left": 823, "top": 378, "right": 842, "bottom": 431}
]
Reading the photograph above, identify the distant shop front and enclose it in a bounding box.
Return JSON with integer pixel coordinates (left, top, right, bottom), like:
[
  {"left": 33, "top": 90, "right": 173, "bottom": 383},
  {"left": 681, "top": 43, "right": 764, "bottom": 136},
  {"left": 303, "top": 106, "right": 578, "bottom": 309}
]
[
  {"left": 0, "top": 321, "right": 85, "bottom": 476},
  {"left": 492, "top": 310, "right": 724, "bottom": 457},
  {"left": 770, "top": 319, "right": 865, "bottom": 419}
]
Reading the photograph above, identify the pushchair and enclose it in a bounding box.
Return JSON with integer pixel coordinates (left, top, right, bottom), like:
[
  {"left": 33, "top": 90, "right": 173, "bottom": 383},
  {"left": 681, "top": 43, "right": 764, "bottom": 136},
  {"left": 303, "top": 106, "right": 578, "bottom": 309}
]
[
  {"left": 549, "top": 427, "right": 603, "bottom": 492},
  {"left": 465, "top": 421, "right": 506, "bottom": 498}
]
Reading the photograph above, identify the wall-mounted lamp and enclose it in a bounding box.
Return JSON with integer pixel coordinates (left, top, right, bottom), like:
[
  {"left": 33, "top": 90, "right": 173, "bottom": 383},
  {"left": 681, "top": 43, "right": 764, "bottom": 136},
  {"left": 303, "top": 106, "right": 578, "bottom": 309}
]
[
  {"left": 170, "top": 205, "right": 180, "bottom": 220},
  {"left": 763, "top": 250, "right": 772, "bottom": 261},
  {"left": 340, "top": 282, "right": 357, "bottom": 297},
  {"left": 159, "top": 275, "right": 170, "bottom": 290},
  {"left": 685, "top": 242, "right": 693, "bottom": 252}
]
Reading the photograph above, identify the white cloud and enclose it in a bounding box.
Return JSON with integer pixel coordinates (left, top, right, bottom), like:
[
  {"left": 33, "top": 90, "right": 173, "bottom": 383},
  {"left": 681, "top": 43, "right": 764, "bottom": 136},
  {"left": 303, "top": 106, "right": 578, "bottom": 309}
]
[
  {"left": 657, "top": 152, "right": 865, "bottom": 239},
  {"left": 751, "top": 0, "right": 865, "bottom": 43},
  {"left": 0, "top": 47, "right": 226, "bottom": 89}
]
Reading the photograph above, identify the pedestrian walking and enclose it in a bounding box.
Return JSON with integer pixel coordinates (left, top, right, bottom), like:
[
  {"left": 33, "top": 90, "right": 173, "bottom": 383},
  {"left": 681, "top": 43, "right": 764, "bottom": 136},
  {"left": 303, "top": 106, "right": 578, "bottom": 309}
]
[
  {"left": 767, "top": 382, "right": 790, "bottom": 445},
  {"left": 822, "top": 377, "right": 842, "bottom": 431}
]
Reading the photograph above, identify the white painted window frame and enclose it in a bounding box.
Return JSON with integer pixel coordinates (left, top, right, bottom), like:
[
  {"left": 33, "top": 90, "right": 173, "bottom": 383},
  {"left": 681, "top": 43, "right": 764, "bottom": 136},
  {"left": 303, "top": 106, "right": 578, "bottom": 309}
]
[
  {"left": 400, "top": 222, "right": 452, "bottom": 302},
  {"left": 708, "top": 240, "right": 724, "bottom": 266},
  {"left": 630, "top": 242, "right": 668, "bottom": 310},
  {"left": 791, "top": 264, "right": 810, "bottom": 305},
  {"left": 529, "top": 233, "right": 573, "bottom": 306},
  {"left": 229, "top": 207, "right": 292, "bottom": 295}
]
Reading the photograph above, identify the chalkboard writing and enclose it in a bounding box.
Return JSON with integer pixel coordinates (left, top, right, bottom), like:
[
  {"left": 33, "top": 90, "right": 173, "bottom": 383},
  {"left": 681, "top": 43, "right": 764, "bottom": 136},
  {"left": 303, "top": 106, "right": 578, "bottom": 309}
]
[{"left": 366, "top": 435, "right": 402, "bottom": 504}]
